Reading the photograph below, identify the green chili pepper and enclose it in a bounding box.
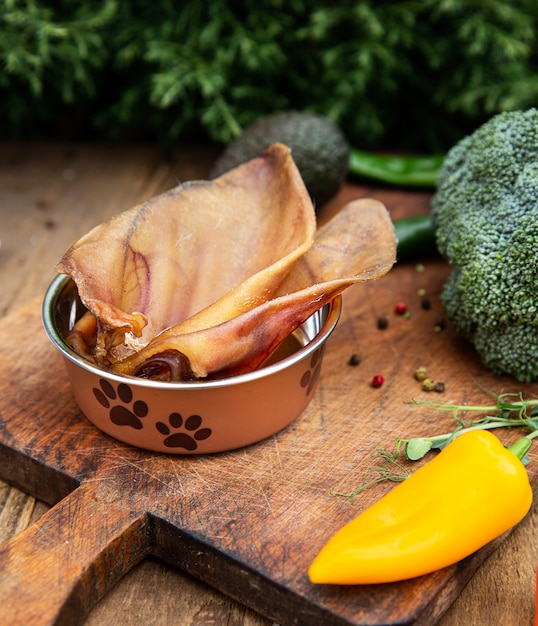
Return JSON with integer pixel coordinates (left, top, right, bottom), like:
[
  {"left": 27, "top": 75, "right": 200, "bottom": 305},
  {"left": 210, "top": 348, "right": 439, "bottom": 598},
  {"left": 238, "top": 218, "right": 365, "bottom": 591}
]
[
  {"left": 393, "top": 213, "right": 438, "bottom": 261},
  {"left": 349, "top": 149, "right": 444, "bottom": 188},
  {"left": 347, "top": 150, "right": 442, "bottom": 260}
]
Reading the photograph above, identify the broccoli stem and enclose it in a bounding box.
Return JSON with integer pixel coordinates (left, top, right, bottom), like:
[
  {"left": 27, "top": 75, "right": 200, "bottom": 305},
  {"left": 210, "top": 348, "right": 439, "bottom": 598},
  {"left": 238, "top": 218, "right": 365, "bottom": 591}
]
[{"left": 348, "top": 149, "right": 444, "bottom": 187}]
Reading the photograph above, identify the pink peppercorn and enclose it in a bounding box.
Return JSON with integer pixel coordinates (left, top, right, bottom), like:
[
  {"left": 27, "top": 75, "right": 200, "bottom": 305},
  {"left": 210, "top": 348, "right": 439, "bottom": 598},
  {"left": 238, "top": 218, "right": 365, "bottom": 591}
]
[
  {"left": 395, "top": 301, "right": 408, "bottom": 315},
  {"left": 371, "top": 374, "right": 384, "bottom": 388}
]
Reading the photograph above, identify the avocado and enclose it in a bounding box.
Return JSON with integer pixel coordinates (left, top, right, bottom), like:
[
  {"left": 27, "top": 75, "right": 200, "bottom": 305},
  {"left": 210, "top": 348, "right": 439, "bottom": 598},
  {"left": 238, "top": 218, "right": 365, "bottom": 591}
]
[{"left": 209, "top": 111, "right": 350, "bottom": 208}]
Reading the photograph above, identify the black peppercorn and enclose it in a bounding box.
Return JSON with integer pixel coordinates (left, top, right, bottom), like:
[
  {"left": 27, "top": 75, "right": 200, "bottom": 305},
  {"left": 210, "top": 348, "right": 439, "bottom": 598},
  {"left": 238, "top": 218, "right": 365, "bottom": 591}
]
[{"left": 377, "top": 316, "right": 388, "bottom": 330}]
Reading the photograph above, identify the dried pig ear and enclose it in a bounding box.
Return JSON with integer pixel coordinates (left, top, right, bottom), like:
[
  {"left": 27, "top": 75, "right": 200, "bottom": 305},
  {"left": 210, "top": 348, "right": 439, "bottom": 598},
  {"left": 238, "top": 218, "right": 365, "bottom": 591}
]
[
  {"left": 57, "top": 143, "right": 396, "bottom": 381},
  {"left": 112, "top": 197, "right": 397, "bottom": 380},
  {"left": 57, "top": 143, "right": 316, "bottom": 367},
  {"left": 276, "top": 198, "right": 398, "bottom": 294}
]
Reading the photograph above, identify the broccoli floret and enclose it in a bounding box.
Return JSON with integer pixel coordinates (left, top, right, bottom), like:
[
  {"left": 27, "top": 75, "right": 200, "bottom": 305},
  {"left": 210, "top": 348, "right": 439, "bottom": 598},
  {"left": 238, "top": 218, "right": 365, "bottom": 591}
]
[{"left": 431, "top": 109, "right": 538, "bottom": 382}]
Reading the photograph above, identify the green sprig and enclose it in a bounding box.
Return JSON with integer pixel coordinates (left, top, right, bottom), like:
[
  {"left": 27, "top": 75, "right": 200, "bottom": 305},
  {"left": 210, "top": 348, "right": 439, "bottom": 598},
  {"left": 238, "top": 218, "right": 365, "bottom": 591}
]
[
  {"left": 330, "top": 446, "right": 410, "bottom": 503},
  {"left": 400, "top": 392, "right": 538, "bottom": 462},
  {"left": 334, "top": 391, "right": 538, "bottom": 501}
]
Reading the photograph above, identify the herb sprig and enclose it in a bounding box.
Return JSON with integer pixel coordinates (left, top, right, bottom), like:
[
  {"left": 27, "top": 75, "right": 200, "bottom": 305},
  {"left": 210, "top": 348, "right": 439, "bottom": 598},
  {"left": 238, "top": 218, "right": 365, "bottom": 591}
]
[
  {"left": 400, "top": 392, "right": 538, "bottom": 463},
  {"left": 332, "top": 391, "right": 538, "bottom": 501}
]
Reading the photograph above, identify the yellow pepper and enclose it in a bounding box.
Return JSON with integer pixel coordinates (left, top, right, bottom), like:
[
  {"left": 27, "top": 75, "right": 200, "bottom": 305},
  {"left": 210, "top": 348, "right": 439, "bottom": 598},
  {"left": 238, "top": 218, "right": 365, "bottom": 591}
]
[{"left": 308, "top": 429, "right": 533, "bottom": 585}]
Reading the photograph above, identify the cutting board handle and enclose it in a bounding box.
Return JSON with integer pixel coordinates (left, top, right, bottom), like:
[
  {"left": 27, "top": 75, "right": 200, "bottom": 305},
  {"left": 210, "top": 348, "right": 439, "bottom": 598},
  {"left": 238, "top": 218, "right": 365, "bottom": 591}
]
[{"left": 0, "top": 481, "right": 149, "bottom": 625}]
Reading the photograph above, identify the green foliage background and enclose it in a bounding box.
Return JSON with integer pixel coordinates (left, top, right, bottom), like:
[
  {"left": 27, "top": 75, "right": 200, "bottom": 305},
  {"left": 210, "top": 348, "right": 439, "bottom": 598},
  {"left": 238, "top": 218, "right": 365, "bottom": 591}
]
[{"left": 2, "top": 0, "right": 538, "bottom": 151}]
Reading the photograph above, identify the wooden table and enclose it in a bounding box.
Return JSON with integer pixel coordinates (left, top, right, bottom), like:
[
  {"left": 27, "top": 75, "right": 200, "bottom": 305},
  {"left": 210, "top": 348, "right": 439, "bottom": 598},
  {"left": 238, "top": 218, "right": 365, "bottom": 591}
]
[{"left": 0, "top": 141, "right": 536, "bottom": 625}]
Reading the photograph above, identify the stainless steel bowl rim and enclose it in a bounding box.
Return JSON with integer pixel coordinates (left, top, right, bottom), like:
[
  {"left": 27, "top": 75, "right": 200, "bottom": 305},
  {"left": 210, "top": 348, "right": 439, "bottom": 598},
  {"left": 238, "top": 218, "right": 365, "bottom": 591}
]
[{"left": 42, "top": 274, "right": 342, "bottom": 390}]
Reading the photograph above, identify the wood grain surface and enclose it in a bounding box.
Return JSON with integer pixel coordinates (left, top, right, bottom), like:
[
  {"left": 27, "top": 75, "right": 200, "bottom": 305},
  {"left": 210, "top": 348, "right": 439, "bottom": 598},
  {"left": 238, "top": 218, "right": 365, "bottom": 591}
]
[{"left": 0, "top": 142, "right": 537, "bottom": 625}]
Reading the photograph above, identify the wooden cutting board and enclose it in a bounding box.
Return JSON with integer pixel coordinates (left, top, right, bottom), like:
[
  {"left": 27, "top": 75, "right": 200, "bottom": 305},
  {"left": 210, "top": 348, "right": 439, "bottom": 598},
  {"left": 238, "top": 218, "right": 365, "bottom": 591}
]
[{"left": 0, "top": 234, "right": 537, "bottom": 626}]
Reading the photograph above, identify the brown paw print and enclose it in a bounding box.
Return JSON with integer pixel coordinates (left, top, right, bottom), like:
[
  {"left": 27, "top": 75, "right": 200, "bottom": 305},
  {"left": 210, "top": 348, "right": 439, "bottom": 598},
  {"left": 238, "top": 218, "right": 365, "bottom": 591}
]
[
  {"left": 93, "top": 379, "right": 149, "bottom": 430},
  {"left": 155, "top": 413, "right": 212, "bottom": 450},
  {"left": 300, "top": 346, "right": 325, "bottom": 395}
]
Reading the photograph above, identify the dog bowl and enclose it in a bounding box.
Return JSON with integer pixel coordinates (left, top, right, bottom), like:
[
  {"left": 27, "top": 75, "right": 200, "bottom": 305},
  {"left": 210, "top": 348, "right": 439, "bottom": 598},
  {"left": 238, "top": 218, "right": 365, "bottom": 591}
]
[{"left": 42, "top": 275, "right": 341, "bottom": 454}]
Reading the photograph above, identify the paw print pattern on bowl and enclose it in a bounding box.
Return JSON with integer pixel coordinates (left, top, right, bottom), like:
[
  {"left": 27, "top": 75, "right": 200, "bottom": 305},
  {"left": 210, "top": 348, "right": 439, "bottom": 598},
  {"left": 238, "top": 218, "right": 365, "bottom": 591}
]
[
  {"left": 300, "top": 346, "right": 325, "bottom": 396},
  {"left": 156, "top": 413, "right": 212, "bottom": 450},
  {"left": 93, "top": 379, "right": 149, "bottom": 430}
]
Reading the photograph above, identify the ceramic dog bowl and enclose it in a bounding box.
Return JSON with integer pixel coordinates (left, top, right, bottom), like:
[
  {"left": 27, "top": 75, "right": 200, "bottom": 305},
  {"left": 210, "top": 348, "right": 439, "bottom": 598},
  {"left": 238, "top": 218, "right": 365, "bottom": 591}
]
[{"left": 42, "top": 275, "right": 341, "bottom": 454}]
